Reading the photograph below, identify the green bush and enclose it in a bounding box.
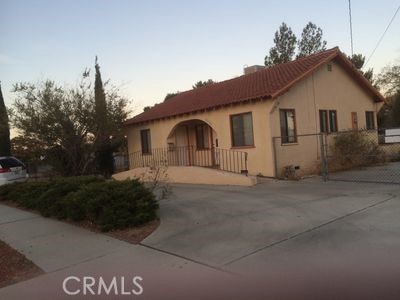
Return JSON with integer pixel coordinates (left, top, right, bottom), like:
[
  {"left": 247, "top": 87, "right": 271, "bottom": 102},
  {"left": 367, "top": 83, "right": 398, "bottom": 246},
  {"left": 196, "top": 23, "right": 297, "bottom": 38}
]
[
  {"left": 69, "top": 180, "right": 158, "bottom": 231},
  {"left": 0, "top": 181, "right": 52, "bottom": 209},
  {"left": 36, "top": 176, "right": 104, "bottom": 218},
  {"left": 0, "top": 176, "right": 158, "bottom": 231}
]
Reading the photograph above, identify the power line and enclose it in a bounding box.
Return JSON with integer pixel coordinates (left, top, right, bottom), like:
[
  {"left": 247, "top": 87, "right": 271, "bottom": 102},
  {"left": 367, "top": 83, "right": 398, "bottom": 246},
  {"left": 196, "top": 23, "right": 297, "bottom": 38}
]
[
  {"left": 348, "top": 0, "right": 354, "bottom": 56},
  {"left": 365, "top": 4, "right": 400, "bottom": 67}
]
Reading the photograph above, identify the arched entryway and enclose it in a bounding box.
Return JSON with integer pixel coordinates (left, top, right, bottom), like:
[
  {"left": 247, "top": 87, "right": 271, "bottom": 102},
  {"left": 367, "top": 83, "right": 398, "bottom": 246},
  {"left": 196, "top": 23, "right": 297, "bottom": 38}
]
[{"left": 166, "top": 119, "right": 218, "bottom": 167}]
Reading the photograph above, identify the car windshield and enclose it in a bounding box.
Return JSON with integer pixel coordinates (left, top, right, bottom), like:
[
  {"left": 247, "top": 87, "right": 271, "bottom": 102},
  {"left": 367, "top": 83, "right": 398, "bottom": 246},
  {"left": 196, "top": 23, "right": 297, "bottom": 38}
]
[{"left": 0, "top": 158, "right": 24, "bottom": 168}]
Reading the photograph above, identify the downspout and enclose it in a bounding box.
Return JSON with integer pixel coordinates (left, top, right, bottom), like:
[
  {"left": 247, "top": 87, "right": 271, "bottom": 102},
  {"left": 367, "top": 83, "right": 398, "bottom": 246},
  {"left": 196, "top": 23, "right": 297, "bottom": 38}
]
[
  {"left": 312, "top": 73, "right": 320, "bottom": 159},
  {"left": 269, "top": 98, "right": 280, "bottom": 178}
]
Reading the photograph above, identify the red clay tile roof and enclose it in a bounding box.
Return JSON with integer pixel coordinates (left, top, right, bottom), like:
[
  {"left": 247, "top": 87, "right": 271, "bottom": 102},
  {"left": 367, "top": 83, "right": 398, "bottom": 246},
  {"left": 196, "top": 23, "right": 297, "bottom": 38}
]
[{"left": 126, "top": 47, "right": 384, "bottom": 125}]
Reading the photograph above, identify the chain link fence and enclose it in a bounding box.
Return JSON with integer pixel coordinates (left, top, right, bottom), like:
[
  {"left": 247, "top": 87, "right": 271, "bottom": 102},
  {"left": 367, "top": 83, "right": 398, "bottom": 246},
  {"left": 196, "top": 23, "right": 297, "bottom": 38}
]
[
  {"left": 325, "top": 129, "right": 400, "bottom": 184},
  {"left": 273, "top": 129, "right": 400, "bottom": 184}
]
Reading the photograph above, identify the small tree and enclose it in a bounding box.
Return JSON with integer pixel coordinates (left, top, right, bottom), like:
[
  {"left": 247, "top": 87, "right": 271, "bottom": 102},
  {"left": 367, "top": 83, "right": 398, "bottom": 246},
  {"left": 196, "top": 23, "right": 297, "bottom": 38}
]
[
  {"left": 297, "top": 22, "right": 327, "bottom": 58},
  {"left": 11, "top": 72, "right": 129, "bottom": 176},
  {"left": 264, "top": 22, "right": 297, "bottom": 66},
  {"left": 0, "top": 83, "right": 11, "bottom": 156}
]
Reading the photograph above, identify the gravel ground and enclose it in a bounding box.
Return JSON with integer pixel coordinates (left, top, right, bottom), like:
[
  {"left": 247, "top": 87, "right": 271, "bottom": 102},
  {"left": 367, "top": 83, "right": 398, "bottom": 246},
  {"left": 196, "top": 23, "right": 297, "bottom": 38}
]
[{"left": 0, "top": 240, "right": 44, "bottom": 288}]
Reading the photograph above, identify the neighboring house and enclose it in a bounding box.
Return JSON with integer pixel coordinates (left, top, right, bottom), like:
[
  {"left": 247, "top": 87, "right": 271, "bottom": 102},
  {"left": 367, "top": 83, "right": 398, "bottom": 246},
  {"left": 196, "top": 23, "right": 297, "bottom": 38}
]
[{"left": 124, "top": 47, "right": 384, "bottom": 178}]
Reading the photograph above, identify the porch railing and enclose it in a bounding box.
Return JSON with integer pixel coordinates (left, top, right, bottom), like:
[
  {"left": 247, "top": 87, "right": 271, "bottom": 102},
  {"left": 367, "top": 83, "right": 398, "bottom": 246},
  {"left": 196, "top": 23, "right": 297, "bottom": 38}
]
[{"left": 118, "top": 146, "right": 248, "bottom": 175}]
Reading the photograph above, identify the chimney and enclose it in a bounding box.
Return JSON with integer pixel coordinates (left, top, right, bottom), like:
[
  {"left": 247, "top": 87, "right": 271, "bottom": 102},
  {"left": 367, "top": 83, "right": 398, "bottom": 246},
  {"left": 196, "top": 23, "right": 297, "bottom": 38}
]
[{"left": 243, "top": 65, "right": 265, "bottom": 75}]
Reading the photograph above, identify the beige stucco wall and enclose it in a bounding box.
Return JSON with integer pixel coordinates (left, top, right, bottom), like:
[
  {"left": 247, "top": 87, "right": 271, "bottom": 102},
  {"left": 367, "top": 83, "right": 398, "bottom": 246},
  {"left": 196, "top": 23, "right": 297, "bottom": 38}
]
[
  {"left": 270, "top": 61, "right": 381, "bottom": 177},
  {"left": 126, "top": 101, "right": 276, "bottom": 176},
  {"left": 126, "top": 60, "right": 381, "bottom": 179}
]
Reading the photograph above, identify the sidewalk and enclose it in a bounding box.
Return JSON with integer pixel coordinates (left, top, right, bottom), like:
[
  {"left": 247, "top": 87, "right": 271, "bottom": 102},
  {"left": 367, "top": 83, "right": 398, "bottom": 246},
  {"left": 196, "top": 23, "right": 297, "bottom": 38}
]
[
  {"left": 0, "top": 204, "right": 228, "bottom": 299},
  {"left": 0, "top": 204, "right": 130, "bottom": 272}
]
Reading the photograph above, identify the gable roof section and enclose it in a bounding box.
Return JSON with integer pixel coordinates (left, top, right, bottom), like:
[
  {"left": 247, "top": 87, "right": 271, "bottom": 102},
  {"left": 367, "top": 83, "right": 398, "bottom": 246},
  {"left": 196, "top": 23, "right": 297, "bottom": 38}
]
[{"left": 126, "top": 47, "right": 384, "bottom": 125}]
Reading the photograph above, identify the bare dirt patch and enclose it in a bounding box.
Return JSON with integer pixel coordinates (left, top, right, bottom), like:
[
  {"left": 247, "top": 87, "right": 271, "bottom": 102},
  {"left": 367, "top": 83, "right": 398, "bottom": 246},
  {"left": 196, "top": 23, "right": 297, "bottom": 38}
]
[
  {"left": 72, "top": 219, "right": 160, "bottom": 244},
  {"left": 0, "top": 240, "right": 44, "bottom": 288},
  {"left": 106, "top": 220, "right": 160, "bottom": 244}
]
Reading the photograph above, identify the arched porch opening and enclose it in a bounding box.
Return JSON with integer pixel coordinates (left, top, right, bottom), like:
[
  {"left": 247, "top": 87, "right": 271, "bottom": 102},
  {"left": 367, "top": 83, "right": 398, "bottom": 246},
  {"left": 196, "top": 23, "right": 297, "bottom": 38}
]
[{"left": 166, "top": 119, "right": 218, "bottom": 167}]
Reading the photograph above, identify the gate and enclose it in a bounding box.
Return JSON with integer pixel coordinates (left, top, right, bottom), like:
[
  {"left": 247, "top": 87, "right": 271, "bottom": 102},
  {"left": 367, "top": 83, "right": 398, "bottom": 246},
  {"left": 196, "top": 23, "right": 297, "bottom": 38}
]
[
  {"left": 322, "top": 129, "right": 400, "bottom": 184},
  {"left": 272, "top": 129, "right": 400, "bottom": 184}
]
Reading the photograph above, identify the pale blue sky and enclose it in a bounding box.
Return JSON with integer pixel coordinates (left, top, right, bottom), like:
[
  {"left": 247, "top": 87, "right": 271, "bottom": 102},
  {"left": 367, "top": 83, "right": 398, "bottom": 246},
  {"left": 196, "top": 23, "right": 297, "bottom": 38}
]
[{"left": 1, "top": 0, "right": 399, "bottom": 115}]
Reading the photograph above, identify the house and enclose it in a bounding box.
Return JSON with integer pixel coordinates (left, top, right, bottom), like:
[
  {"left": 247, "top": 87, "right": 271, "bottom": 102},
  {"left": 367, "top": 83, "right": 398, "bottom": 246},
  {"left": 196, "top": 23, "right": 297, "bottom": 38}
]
[{"left": 122, "top": 47, "right": 384, "bottom": 182}]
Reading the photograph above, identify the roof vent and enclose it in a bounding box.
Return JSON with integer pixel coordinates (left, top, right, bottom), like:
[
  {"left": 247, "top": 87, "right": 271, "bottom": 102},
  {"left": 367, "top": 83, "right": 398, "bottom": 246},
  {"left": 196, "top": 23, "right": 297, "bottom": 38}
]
[{"left": 244, "top": 65, "right": 265, "bottom": 75}]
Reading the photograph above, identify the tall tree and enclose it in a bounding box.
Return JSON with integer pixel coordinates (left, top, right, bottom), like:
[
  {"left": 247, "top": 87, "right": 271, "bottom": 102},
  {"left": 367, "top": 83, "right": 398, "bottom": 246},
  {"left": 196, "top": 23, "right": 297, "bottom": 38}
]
[
  {"left": 264, "top": 22, "right": 297, "bottom": 67},
  {"left": 378, "top": 92, "right": 400, "bottom": 128},
  {"left": 376, "top": 63, "right": 400, "bottom": 128},
  {"left": 0, "top": 82, "right": 11, "bottom": 156},
  {"left": 348, "top": 54, "right": 374, "bottom": 83},
  {"left": 94, "top": 57, "right": 114, "bottom": 177},
  {"left": 297, "top": 22, "right": 327, "bottom": 58},
  {"left": 192, "top": 79, "right": 215, "bottom": 89},
  {"left": 164, "top": 92, "right": 180, "bottom": 102},
  {"left": 376, "top": 64, "right": 400, "bottom": 97}
]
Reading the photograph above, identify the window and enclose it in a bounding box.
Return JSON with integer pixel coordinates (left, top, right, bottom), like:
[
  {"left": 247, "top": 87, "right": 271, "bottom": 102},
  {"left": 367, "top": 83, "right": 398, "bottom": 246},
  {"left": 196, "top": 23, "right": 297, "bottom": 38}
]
[
  {"left": 365, "top": 111, "right": 375, "bottom": 130},
  {"left": 319, "top": 110, "right": 328, "bottom": 133},
  {"left": 329, "top": 110, "right": 338, "bottom": 132},
  {"left": 280, "top": 109, "right": 297, "bottom": 143},
  {"left": 319, "top": 110, "right": 338, "bottom": 133},
  {"left": 140, "top": 129, "right": 151, "bottom": 154},
  {"left": 0, "top": 157, "right": 24, "bottom": 169},
  {"left": 230, "top": 112, "right": 254, "bottom": 147},
  {"left": 195, "top": 124, "right": 209, "bottom": 149}
]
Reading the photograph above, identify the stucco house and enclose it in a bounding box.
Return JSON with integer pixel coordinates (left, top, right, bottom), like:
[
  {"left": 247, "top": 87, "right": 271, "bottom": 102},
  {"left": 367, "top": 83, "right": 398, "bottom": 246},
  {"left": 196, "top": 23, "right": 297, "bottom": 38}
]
[{"left": 122, "top": 47, "right": 384, "bottom": 182}]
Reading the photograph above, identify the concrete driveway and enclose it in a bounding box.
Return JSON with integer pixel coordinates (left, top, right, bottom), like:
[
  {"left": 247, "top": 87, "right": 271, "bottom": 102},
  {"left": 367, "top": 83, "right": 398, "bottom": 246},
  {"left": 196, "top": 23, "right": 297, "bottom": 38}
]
[
  {"left": 328, "top": 161, "right": 400, "bottom": 184},
  {"left": 143, "top": 179, "right": 400, "bottom": 273},
  {"left": 1, "top": 179, "right": 400, "bottom": 299}
]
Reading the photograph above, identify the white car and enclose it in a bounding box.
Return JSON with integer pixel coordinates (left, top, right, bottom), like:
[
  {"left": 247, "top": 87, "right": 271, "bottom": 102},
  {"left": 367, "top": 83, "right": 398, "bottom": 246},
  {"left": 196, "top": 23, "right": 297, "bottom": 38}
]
[{"left": 0, "top": 156, "right": 29, "bottom": 186}]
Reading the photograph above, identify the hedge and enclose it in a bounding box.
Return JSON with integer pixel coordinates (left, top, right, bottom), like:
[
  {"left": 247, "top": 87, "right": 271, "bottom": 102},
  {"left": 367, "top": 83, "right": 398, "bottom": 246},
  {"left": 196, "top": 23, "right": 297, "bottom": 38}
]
[{"left": 0, "top": 176, "right": 158, "bottom": 231}]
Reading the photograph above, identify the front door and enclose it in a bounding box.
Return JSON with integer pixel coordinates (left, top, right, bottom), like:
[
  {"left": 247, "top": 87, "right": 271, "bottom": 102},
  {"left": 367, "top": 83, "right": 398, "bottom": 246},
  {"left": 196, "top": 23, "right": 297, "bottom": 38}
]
[{"left": 174, "top": 125, "right": 190, "bottom": 165}]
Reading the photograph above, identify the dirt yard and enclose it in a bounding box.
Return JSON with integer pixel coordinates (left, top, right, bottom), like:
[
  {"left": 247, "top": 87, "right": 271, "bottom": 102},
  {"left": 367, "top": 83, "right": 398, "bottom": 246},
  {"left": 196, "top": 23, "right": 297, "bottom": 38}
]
[{"left": 0, "top": 240, "right": 44, "bottom": 288}]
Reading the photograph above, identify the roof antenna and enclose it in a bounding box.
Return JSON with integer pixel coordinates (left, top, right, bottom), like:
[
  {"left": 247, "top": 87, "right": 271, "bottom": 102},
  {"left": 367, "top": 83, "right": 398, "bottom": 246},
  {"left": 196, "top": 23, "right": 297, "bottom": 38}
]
[{"left": 348, "top": 0, "right": 354, "bottom": 56}]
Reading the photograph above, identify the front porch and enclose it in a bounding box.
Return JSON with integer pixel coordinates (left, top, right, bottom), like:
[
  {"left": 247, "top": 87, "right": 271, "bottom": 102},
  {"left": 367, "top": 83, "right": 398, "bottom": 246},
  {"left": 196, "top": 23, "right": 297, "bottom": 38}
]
[
  {"left": 113, "top": 166, "right": 257, "bottom": 186},
  {"left": 128, "top": 119, "right": 249, "bottom": 175}
]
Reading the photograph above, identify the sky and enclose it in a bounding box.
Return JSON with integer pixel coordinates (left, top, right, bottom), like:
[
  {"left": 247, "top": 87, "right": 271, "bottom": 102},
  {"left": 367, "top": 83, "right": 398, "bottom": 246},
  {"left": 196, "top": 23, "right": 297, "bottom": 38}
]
[{"left": 1, "top": 0, "right": 400, "bottom": 117}]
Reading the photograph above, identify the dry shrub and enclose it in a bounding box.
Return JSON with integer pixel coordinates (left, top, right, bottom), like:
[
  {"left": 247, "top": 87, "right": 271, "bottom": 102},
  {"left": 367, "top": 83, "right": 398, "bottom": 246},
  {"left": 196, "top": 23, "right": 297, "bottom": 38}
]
[{"left": 330, "top": 131, "right": 386, "bottom": 171}]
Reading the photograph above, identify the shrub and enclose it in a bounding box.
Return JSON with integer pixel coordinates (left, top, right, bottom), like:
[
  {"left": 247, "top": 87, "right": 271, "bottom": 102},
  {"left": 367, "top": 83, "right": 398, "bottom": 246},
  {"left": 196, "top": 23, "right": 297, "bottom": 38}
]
[
  {"left": 0, "top": 181, "right": 52, "bottom": 209},
  {"left": 36, "top": 176, "right": 104, "bottom": 218},
  {"left": 69, "top": 180, "right": 158, "bottom": 231},
  {"left": 330, "top": 131, "right": 386, "bottom": 170},
  {"left": 0, "top": 177, "right": 158, "bottom": 231}
]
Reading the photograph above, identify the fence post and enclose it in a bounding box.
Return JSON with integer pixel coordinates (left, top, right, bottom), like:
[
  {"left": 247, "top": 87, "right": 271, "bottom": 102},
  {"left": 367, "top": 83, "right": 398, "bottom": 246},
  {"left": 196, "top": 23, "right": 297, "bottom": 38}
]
[{"left": 319, "top": 133, "right": 328, "bottom": 182}]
